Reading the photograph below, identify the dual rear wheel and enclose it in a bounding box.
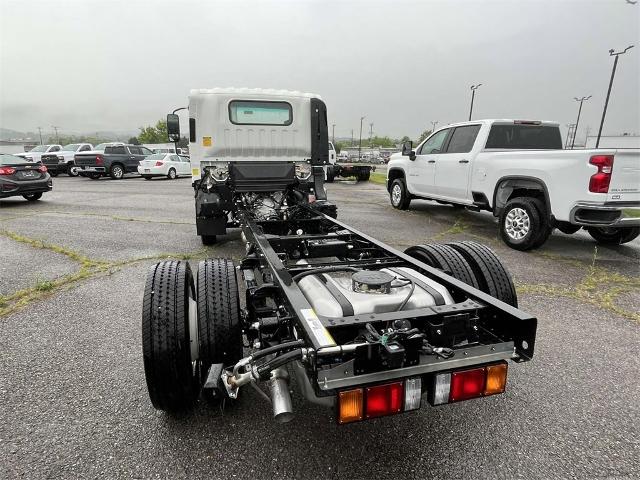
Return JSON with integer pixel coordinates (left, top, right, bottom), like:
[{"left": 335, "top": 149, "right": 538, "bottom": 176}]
[{"left": 142, "top": 258, "right": 243, "bottom": 413}]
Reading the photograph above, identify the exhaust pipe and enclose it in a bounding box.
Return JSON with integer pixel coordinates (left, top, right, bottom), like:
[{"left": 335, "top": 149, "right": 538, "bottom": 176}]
[{"left": 269, "top": 367, "right": 294, "bottom": 423}]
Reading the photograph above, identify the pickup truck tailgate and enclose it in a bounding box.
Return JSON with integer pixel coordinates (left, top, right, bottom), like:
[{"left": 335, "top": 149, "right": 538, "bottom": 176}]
[{"left": 609, "top": 151, "right": 640, "bottom": 203}]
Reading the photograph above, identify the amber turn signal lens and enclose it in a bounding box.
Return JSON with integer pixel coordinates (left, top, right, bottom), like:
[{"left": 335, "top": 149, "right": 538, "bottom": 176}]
[
  {"left": 485, "top": 362, "right": 508, "bottom": 396},
  {"left": 338, "top": 389, "right": 363, "bottom": 424}
]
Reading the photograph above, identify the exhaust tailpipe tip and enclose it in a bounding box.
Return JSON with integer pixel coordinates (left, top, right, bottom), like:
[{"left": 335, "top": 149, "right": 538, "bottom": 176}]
[{"left": 269, "top": 367, "right": 294, "bottom": 424}]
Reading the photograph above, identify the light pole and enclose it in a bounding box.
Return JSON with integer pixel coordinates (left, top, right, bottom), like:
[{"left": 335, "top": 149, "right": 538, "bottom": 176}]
[
  {"left": 430, "top": 121, "right": 438, "bottom": 132},
  {"left": 469, "top": 84, "right": 482, "bottom": 121},
  {"left": 37, "top": 127, "right": 43, "bottom": 145},
  {"left": 571, "top": 96, "right": 591, "bottom": 149},
  {"left": 596, "top": 45, "right": 634, "bottom": 148},
  {"left": 332, "top": 124, "right": 335, "bottom": 144},
  {"left": 564, "top": 124, "right": 576, "bottom": 149},
  {"left": 358, "top": 116, "right": 365, "bottom": 161},
  {"left": 51, "top": 126, "right": 60, "bottom": 144}
]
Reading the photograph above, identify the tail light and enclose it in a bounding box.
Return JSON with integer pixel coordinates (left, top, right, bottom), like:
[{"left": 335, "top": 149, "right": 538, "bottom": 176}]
[
  {"left": 38, "top": 165, "right": 48, "bottom": 173},
  {"left": 0, "top": 166, "right": 16, "bottom": 175},
  {"left": 338, "top": 377, "right": 422, "bottom": 424},
  {"left": 431, "top": 362, "right": 508, "bottom": 406},
  {"left": 155, "top": 161, "right": 164, "bottom": 167},
  {"left": 589, "top": 155, "right": 614, "bottom": 193},
  {"left": 96, "top": 155, "right": 104, "bottom": 165}
]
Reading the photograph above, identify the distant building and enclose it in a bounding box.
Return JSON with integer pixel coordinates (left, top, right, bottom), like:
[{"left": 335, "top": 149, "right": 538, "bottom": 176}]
[{"left": 585, "top": 135, "right": 639, "bottom": 149}]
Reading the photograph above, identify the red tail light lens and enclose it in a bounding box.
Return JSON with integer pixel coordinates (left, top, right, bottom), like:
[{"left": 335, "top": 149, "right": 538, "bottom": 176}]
[
  {"left": 38, "top": 165, "right": 48, "bottom": 173},
  {"left": 589, "top": 155, "right": 614, "bottom": 193},
  {"left": 0, "top": 166, "right": 16, "bottom": 175},
  {"left": 155, "top": 161, "right": 164, "bottom": 167},
  {"left": 95, "top": 155, "right": 104, "bottom": 165},
  {"left": 365, "top": 382, "right": 403, "bottom": 418},
  {"left": 449, "top": 367, "right": 486, "bottom": 402}
]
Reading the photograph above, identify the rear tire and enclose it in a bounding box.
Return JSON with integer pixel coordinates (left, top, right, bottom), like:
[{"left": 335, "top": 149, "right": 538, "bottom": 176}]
[
  {"left": 110, "top": 164, "right": 124, "bottom": 180},
  {"left": 201, "top": 235, "right": 217, "bottom": 245},
  {"left": 404, "top": 243, "right": 479, "bottom": 289},
  {"left": 23, "top": 193, "right": 43, "bottom": 201},
  {"left": 197, "top": 259, "right": 244, "bottom": 376},
  {"left": 142, "top": 260, "right": 199, "bottom": 412},
  {"left": 358, "top": 171, "right": 370, "bottom": 182},
  {"left": 587, "top": 226, "right": 640, "bottom": 245},
  {"left": 326, "top": 167, "right": 335, "bottom": 183},
  {"left": 168, "top": 168, "right": 177, "bottom": 180},
  {"left": 499, "top": 197, "right": 550, "bottom": 251},
  {"left": 390, "top": 178, "right": 411, "bottom": 210},
  {"left": 447, "top": 241, "right": 518, "bottom": 307}
]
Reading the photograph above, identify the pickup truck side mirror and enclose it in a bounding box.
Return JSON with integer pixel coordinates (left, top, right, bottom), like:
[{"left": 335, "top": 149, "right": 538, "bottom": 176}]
[
  {"left": 401, "top": 140, "right": 416, "bottom": 161},
  {"left": 167, "top": 114, "right": 180, "bottom": 142}
]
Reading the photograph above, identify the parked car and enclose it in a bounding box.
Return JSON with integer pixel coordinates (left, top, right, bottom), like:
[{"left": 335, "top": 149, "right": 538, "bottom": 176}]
[
  {"left": 138, "top": 153, "right": 191, "bottom": 179},
  {"left": 387, "top": 119, "right": 640, "bottom": 250},
  {"left": 75, "top": 144, "right": 154, "bottom": 179},
  {"left": 41, "top": 143, "right": 93, "bottom": 177},
  {"left": 0, "top": 154, "right": 52, "bottom": 201},
  {"left": 14, "top": 144, "right": 63, "bottom": 163}
]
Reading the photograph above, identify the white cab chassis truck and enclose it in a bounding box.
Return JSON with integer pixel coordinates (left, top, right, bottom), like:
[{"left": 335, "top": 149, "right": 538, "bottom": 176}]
[
  {"left": 387, "top": 120, "right": 640, "bottom": 250},
  {"left": 140, "top": 89, "right": 537, "bottom": 425}
]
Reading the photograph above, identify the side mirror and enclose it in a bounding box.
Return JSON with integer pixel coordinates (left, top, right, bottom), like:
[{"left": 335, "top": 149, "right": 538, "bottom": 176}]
[
  {"left": 402, "top": 140, "right": 416, "bottom": 161},
  {"left": 167, "top": 114, "right": 180, "bottom": 142}
]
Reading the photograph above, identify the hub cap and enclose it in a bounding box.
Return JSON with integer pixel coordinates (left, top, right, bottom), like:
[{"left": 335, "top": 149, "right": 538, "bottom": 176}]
[
  {"left": 113, "top": 166, "right": 123, "bottom": 178},
  {"left": 505, "top": 207, "right": 530, "bottom": 240},
  {"left": 391, "top": 184, "right": 402, "bottom": 206}
]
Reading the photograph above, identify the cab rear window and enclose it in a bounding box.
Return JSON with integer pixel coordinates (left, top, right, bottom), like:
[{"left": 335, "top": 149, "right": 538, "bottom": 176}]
[
  {"left": 229, "top": 100, "right": 292, "bottom": 126},
  {"left": 486, "top": 125, "right": 562, "bottom": 149}
]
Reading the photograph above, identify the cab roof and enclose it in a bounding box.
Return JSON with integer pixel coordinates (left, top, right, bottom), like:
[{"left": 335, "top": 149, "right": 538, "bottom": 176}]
[{"left": 189, "top": 87, "right": 321, "bottom": 99}]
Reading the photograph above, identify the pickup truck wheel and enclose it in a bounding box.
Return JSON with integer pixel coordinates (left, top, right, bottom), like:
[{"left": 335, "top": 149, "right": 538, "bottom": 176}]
[
  {"left": 448, "top": 241, "right": 518, "bottom": 307},
  {"left": 587, "top": 226, "right": 640, "bottom": 245},
  {"left": 142, "top": 260, "right": 200, "bottom": 412},
  {"left": 23, "top": 193, "right": 43, "bottom": 201},
  {"left": 404, "top": 243, "right": 479, "bottom": 289},
  {"left": 326, "top": 167, "right": 335, "bottom": 183},
  {"left": 197, "top": 259, "right": 244, "bottom": 382},
  {"left": 201, "top": 235, "right": 217, "bottom": 245},
  {"left": 358, "top": 171, "right": 370, "bottom": 182},
  {"left": 390, "top": 179, "right": 411, "bottom": 210},
  {"left": 110, "top": 164, "right": 124, "bottom": 180},
  {"left": 168, "top": 168, "right": 177, "bottom": 180},
  {"left": 499, "top": 197, "right": 549, "bottom": 250},
  {"left": 67, "top": 164, "right": 79, "bottom": 177}
]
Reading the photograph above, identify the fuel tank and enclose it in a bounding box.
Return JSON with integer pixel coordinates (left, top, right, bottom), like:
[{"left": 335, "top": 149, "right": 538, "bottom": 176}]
[{"left": 297, "top": 267, "right": 454, "bottom": 318}]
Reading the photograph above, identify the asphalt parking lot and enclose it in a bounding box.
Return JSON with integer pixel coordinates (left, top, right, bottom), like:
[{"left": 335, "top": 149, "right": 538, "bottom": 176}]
[{"left": 1, "top": 175, "right": 639, "bottom": 479}]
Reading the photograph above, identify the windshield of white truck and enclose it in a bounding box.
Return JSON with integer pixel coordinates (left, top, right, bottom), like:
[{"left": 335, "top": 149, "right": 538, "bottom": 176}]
[{"left": 486, "top": 125, "right": 562, "bottom": 149}]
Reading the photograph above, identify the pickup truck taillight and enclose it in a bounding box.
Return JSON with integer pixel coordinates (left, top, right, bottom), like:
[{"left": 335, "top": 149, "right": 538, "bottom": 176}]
[
  {"left": 96, "top": 155, "right": 104, "bottom": 165},
  {"left": 0, "top": 166, "right": 16, "bottom": 175},
  {"left": 38, "top": 165, "right": 48, "bottom": 173},
  {"left": 589, "top": 155, "right": 614, "bottom": 193}
]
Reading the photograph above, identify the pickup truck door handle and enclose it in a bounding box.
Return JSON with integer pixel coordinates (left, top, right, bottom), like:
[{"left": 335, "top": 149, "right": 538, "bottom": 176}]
[
  {"left": 427, "top": 160, "right": 436, "bottom": 163},
  {"left": 459, "top": 159, "right": 469, "bottom": 164}
]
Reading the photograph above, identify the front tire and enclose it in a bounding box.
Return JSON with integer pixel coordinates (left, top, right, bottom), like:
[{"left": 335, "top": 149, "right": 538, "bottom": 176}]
[
  {"left": 390, "top": 178, "right": 411, "bottom": 210},
  {"left": 499, "top": 197, "right": 550, "bottom": 251},
  {"left": 587, "top": 226, "right": 640, "bottom": 245},
  {"left": 142, "top": 260, "right": 199, "bottom": 412},
  {"left": 168, "top": 168, "right": 177, "bottom": 180},
  {"left": 67, "top": 163, "right": 79, "bottom": 177},
  {"left": 23, "top": 193, "right": 43, "bottom": 201},
  {"left": 110, "top": 164, "right": 124, "bottom": 180}
]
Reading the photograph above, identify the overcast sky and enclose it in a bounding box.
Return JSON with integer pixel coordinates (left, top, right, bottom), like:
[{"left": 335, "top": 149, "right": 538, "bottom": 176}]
[{"left": 1, "top": 0, "right": 638, "bottom": 141}]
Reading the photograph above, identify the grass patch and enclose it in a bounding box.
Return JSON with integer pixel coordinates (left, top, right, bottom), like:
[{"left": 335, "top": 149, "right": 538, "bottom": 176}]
[
  {"left": 35, "top": 280, "right": 55, "bottom": 292},
  {"left": 368, "top": 172, "right": 387, "bottom": 186}
]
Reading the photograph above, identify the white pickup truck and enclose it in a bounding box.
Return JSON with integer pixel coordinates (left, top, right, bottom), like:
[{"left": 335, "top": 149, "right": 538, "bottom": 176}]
[
  {"left": 15, "top": 144, "right": 63, "bottom": 163},
  {"left": 387, "top": 119, "right": 640, "bottom": 250},
  {"left": 40, "top": 143, "right": 94, "bottom": 177}
]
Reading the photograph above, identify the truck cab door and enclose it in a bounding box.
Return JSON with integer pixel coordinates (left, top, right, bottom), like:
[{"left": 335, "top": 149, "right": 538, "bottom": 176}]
[
  {"left": 409, "top": 128, "right": 450, "bottom": 196},
  {"left": 434, "top": 125, "right": 481, "bottom": 201}
]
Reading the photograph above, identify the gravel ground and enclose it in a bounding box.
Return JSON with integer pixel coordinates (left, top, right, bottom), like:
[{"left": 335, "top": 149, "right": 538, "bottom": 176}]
[{"left": 1, "top": 176, "right": 638, "bottom": 479}]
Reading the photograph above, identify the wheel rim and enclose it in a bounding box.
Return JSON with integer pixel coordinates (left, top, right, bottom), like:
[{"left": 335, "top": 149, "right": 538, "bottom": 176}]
[
  {"left": 391, "top": 184, "right": 402, "bottom": 206},
  {"left": 70, "top": 167, "right": 79, "bottom": 176},
  {"left": 113, "top": 166, "right": 123, "bottom": 178},
  {"left": 169, "top": 169, "right": 176, "bottom": 179},
  {"left": 505, "top": 207, "right": 531, "bottom": 240}
]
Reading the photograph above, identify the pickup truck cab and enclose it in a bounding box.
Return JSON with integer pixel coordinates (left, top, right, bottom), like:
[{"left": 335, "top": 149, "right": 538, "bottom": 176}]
[
  {"left": 41, "top": 143, "right": 93, "bottom": 177},
  {"left": 75, "top": 144, "right": 154, "bottom": 179},
  {"left": 15, "top": 144, "right": 63, "bottom": 163},
  {"left": 387, "top": 119, "right": 640, "bottom": 250}
]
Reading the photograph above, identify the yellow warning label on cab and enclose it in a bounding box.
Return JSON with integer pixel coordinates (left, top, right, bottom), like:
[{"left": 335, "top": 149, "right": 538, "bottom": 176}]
[{"left": 202, "top": 136, "right": 212, "bottom": 147}]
